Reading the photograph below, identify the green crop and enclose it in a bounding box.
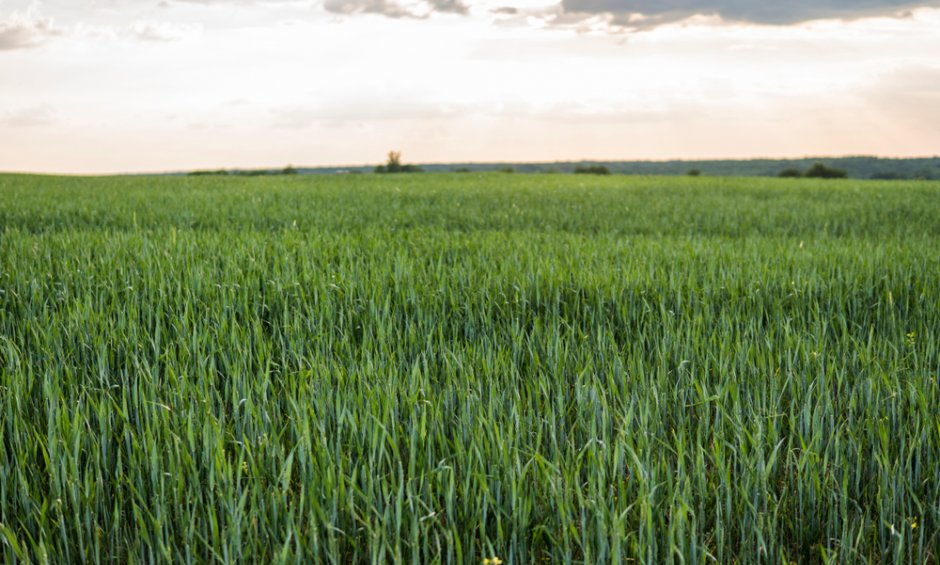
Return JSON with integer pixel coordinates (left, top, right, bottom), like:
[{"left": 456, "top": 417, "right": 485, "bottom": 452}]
[{"left": 0, "top": 173, "right": 938, "bottom": 563}]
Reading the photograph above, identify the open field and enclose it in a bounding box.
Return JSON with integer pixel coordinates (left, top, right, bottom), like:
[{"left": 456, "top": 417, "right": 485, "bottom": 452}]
[{"left": 1, "top": 173, "right": 939, "bottom": 562}]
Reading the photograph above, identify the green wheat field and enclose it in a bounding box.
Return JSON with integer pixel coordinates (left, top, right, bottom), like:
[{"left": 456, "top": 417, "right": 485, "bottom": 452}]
[{"left": 0, "top": 173, "right": 938, "bottom": 563}]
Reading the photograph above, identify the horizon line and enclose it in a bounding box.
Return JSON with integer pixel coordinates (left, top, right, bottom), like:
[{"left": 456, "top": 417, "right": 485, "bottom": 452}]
[{"left": 2, "top": 153, "right": 939, "bottom": 177}]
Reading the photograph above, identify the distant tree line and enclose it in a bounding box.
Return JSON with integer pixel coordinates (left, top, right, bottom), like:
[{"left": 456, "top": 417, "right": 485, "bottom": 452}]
[
  {"left": 430, "top": 157, "right": 940, "bottom": 179},
  {"left": 185, "top": 157, "right": 940, "bottom": 179},
  {"left": 189, "top": 166, "right": 298, "bottom": 177},
  {"left": 778, "top": 163, "right": 848, "bottom": 179}
]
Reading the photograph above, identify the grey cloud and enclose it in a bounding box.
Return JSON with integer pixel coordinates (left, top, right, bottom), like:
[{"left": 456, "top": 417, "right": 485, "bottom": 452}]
[
  {"left": 1, "top": 106, "right": 57, "bottom": 127},
  {"left": 323, "top": 0, "right": 421, "bottom": 18},
  {"left": 560, "top": 0, "right": 940, "bottom": 25},
  {"left": 0, "top": 10, "right": 61, "bottom": 50},
  {"left": 323, "top": 0, "right": 468, "bottom": 18},
  {"left": 427, "top": 0, "right": 469, "bottom": 15},
  {"left": 160, "top": 0, "right": 304, "bottom": 4}
]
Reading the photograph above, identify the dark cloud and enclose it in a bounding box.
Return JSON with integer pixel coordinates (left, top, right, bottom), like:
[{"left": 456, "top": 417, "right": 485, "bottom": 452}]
[
  {"left": 560, "top": 0, "right": 940, "bottom": 25},
  {"left": 323, "top": 0, "right": 468, "bottom": 18},
  {"left": 323, "top": 0, "right": 420, "bottom": 18},
  {"left": 0, "top": 10, "right": 61, "bottom": 50},
  {"left": 428, "top": 0, "right": 469, "bottom": 15}
]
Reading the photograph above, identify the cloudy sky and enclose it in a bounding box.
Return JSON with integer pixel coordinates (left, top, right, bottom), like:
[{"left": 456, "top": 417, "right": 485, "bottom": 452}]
[{"left": 1, "top": 0, "right": 939, "bottom": 173}]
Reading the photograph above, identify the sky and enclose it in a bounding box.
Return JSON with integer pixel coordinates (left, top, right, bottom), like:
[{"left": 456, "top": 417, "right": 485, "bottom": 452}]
[{"left": 1, "top": 0, "right": 939, "bottom": 173}]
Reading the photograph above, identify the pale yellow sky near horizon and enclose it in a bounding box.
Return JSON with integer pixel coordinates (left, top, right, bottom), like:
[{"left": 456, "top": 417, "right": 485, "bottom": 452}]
[{"left": 1, "top": 0, "right": 939, "bottom": 173}]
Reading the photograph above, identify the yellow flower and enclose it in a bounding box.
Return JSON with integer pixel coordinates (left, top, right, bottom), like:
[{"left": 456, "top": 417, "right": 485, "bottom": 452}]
[
  {"left": 482, "top": 558, "right": 503, "bottom": 565},
  {"left": 912, "top": 517, "right": 918, "bottom": 530}
]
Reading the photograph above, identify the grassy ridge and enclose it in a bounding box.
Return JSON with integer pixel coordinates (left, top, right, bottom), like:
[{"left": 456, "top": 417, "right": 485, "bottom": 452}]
[{"left": 1, "top": 174, "right": 939, "bottom": 562}]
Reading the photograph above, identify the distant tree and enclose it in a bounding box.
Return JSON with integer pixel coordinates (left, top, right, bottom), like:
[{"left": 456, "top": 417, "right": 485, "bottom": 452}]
[
  {"left": 778, "top": 168, "right": 803, "bottom": 178},
  {"left": 574, "top": 165, "right": 611, "bottom": 175},
  {"left": 386, "top": 151, "right": 402, "bottom": 173},
  {"left": 500, "top": 167, "right": 515, "bottom": 174},
  {"left": 805, "top": 163, "right": 848, "bottom": 179},
  {"left": 376, "top": 151, "right": 422, "bottom": 174},
  {"left": 454, "top": 167, "right": 471, "bottom": 173},
  {"left": 687, "top": 169, "right": 701, "bottom": 177},
  {"left": 282, "top": 165, "right": 298, "bottom": 175}
]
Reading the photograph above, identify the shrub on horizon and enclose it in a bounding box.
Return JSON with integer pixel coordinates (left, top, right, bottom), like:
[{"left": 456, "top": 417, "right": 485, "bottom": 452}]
[
  {"left": 574, "top": 165, "right": 611, "bottom": 175},
  {"left": 805, "top": 163, "right": 848, "bottom": 179}
]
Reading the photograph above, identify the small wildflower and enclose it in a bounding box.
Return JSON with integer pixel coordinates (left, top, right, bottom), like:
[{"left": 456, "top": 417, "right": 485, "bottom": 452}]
[
  {"left": 482, "top": 557, "right": 503, "bottom": 565},
  {"left": 906, "top": 331, "right": 916, "bottom": 346},
  {"left": 912, "top": 517, "right": 918, "bottom": 530}
]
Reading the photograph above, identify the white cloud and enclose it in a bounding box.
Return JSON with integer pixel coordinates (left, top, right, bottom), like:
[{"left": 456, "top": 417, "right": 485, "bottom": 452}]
[
  {"left": 1, "top": 105, "right": 57, "bottom": 126},
  {"left": 0, "top": 4, "right": 61, "bottom": 50},
  {"left": 126, "top": 20, "right": 202, "bottom": 41}
]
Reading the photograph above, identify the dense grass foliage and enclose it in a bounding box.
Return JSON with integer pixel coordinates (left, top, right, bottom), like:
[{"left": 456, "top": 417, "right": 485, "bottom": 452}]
[{"left": 1, "top": 173, "right": 938, "bottom": 563}]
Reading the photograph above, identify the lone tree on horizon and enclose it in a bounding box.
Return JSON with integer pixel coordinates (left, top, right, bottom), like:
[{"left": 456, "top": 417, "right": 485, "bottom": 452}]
[{"left": 375, "top": 151, "right": 422, "bottom": 174}]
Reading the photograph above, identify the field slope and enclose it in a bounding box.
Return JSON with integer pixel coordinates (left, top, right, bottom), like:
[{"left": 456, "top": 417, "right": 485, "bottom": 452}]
[{"left": 1, "top": 173, "right": 939, "bottom": 562}]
